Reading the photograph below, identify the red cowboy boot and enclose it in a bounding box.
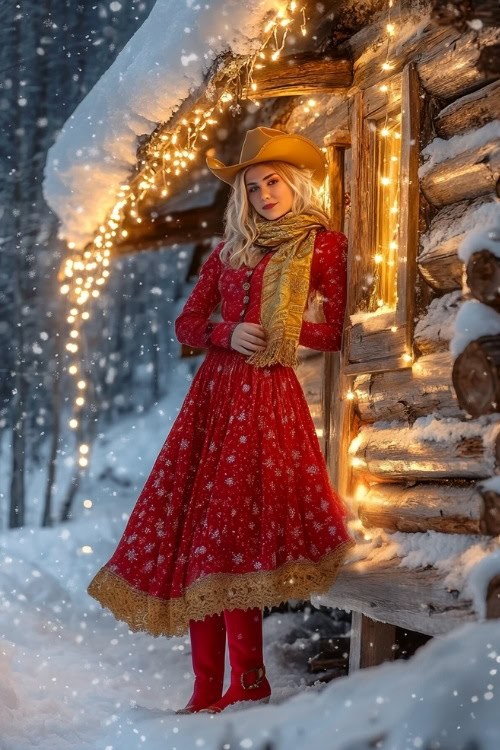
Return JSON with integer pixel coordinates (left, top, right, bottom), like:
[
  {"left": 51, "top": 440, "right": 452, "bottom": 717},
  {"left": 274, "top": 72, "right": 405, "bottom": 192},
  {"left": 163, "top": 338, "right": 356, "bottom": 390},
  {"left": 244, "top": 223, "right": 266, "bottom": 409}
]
[
  {"left": 175, "top": 612, "right": 227, "bottom": 714},
  {"left": 200, "top": 606, "right": 271, "bottom": 713}
]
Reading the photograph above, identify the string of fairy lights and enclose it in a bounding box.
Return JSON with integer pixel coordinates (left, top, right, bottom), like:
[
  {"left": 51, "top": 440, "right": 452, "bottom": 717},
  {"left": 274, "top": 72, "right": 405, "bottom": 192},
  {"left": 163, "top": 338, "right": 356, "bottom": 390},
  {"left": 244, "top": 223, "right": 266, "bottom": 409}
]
[
  {"left": 58, "top": 2, "right": 310, "bottom": 468},
  {"left": 345, "top": 0, "right": 412, "bottom": 419}
]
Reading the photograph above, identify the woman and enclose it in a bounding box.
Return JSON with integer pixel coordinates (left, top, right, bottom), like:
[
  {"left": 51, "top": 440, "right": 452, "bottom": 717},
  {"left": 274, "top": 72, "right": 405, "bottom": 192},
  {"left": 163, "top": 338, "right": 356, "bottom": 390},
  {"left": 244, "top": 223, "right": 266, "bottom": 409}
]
[{"left": 87, "top": 126, "right": 356, "bottom": 715}]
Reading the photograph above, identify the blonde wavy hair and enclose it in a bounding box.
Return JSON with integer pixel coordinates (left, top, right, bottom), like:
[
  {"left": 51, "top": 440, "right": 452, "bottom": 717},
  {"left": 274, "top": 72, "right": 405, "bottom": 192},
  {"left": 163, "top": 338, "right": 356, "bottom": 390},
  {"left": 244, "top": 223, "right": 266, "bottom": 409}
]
[{"left": 219, "top": 160, "right": 332, "bottom": 270}]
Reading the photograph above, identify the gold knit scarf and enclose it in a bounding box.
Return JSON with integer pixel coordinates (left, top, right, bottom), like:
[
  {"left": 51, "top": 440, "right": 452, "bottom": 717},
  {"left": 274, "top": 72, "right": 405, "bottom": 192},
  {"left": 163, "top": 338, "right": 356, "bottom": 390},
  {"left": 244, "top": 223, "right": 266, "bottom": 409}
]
[{"left": 245, "top": 212, "right": 326, "bottom": 369}]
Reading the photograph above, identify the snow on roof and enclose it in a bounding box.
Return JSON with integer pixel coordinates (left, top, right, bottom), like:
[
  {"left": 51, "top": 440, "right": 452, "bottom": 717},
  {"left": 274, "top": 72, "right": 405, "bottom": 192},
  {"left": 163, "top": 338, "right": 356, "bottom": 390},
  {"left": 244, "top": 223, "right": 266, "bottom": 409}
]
[{"left": 42, "top": 0, "right": 281, "bottom": 250}]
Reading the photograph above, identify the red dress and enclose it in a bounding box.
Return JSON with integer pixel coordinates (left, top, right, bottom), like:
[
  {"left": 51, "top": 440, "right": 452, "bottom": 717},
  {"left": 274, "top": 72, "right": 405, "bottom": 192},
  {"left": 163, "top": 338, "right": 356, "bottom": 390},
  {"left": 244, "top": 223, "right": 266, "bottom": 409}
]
[{"left": 87, "top": 227, "right": 356, "bottom": 637}]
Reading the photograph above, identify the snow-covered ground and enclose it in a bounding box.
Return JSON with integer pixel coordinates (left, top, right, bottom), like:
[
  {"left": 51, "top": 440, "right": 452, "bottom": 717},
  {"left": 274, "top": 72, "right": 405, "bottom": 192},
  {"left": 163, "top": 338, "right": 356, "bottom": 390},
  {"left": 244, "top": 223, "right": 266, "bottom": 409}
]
[{"left": 1, "top": 357, "right": 500, "bottom": 749}]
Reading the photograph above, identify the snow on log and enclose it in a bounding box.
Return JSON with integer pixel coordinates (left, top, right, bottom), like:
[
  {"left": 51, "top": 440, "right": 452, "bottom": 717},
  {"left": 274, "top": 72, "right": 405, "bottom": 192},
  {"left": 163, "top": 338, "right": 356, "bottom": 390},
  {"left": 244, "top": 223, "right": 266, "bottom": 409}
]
[
  {"left": 353, "top": 351, "right": 463, "bottom": 424},
  {"left": 357, "top": 481, "right": 500, "bottom": 536},
  {"left": 414, "top": 290, "right": 462, "bottom": 355},
  {"left": 348, "top": 414, "right": 500, "bottom": 481},
  {"left": 419, "top": 121, "right": 500, "bottom": 208},
  {"left": 435, "top": 79, "right": 500, "bottom": 138},
  {"left": 417, "top": 195, "right": 497, "bottom": 292},
  {"left": 450, "top": 225, "right": 500, "bottom": 420},
  {"left": 450, "top": 299, "right": 500, "bottom": 359}
]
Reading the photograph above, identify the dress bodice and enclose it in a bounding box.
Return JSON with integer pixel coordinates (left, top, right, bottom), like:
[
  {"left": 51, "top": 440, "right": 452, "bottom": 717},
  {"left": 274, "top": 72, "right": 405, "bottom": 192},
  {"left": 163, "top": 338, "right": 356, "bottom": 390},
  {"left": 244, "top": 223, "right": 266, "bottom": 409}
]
[{"left": 175, "top": 228, "right": 348, "bottom": 353}]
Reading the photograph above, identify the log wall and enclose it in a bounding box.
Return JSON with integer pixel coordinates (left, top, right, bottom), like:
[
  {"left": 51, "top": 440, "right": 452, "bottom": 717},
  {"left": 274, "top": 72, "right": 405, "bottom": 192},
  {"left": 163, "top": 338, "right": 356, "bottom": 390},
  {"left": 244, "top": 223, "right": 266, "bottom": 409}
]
[{"left": 295, "top": 2, "right": 500, "bottom": 635}]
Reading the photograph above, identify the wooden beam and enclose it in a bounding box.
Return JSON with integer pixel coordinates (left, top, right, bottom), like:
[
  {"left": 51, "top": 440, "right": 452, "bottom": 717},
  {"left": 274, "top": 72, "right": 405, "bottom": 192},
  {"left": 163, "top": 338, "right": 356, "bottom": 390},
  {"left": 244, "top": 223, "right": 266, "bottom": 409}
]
[
  {"left": 420, "top": 139, "right": 500, "bottom": 208},
  {"left": 396, "top": 63, "right": 420, "bottom": 351},
  {"left": 417, "top": 195, "right": 497, "bottom": 293},
  {"left": 435, "top": 79, "right": 500, "bottom": 138},
  {"left": 113, "top": 202, "right": 226, "bottom": 256},
  {"left": 354, "top": 350, "right": 462, "bottom": 424},
  {"left": 314, "top": 556, "right": 478, "bottom": 636},
  {"left": 241, "top": 51, "right": 352, "bottom": 99},
  {"left": 358, "top": 481, "right": 500, "bottom": 536},
  {"left": 349, "top": 420, "right": 500, "bottom": 482}
]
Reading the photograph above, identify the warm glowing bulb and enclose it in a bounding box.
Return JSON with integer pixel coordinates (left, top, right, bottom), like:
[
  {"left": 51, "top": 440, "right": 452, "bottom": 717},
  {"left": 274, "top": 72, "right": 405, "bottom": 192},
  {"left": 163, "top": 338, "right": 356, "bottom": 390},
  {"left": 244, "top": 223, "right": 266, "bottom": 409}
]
[
  {"left": 79, "top": 444, "right": 89, "bottom": 454},
  {"left": 69, "top": 365, "right": 78, "bottom": 374},
  {"left": 346, "top": 391, "right": 354, "bottom": 400},
  {"left": 380, "top": 176, "right": 391, "bottom": 185},
  {"left": 77, "top": 380, "right": 86, "bottom": 389},
  {"left": 380, "top": 127, "right": 390, "bottom": 137},
  {"left": 374, "top": 253, "right": 383, "bottom": 263},
  {"left": 75, "top": 396, "right": 85, "bottom": 406},
  {"left": 69, "top": 418, "right": 78, "bottom": 428},
  {"left": 381, "top": 61, "right": 393, "bottom": 71},
  {"left": 386, "top": 23, "right": 395, "bottom": 34},
  {"left": 60, "top": 284, "right": 70, "bottom": 294},
  {"left": 83, "top": 499, "right": 93, "bottom": 508}
]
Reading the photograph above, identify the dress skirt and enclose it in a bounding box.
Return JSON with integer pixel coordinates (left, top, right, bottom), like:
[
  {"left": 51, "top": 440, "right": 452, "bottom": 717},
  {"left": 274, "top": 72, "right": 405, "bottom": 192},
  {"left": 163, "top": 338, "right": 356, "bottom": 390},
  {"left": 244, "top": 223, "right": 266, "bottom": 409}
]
[{"left": 87, "top": 345, "right": 355, "bottom": 638}]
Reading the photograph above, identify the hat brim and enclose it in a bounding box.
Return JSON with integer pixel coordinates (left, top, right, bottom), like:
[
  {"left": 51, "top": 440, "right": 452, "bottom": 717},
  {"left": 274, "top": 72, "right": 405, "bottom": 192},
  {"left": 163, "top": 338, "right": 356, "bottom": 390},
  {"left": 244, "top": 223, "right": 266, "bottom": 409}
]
[{"left": 206, "top": 134, "right": 327, "bottom": 188}]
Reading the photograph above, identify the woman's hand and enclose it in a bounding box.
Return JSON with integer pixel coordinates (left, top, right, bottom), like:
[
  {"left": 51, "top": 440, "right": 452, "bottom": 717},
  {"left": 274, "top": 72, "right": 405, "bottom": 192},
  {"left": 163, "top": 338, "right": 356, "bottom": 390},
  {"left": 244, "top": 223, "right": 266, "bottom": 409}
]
[
  {"left": 302, "top": 289, "right": 327, "bottom": 323},
  {"left": 230, "top": 322, "right": 267, "bottom": 355}
]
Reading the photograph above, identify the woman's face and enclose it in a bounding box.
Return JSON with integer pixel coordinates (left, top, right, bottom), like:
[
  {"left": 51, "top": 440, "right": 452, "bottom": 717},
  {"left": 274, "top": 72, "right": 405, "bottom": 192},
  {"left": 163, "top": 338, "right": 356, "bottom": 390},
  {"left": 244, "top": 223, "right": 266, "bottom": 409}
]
[{"left": 244, "top": 163, "right": 294, "bottom": 220}]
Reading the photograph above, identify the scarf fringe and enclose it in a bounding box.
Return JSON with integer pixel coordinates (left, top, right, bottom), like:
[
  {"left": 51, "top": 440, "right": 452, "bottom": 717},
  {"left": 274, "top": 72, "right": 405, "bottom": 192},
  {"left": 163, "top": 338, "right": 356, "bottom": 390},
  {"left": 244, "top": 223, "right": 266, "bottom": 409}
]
[{"left": 246, "top": 336, "right": 301, "bottom": 369}]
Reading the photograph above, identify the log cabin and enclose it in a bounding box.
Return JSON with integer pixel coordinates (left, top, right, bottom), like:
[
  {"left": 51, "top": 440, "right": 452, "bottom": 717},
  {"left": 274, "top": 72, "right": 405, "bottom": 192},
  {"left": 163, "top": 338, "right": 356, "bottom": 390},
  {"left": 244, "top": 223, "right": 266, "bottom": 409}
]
[{"left": 45, "top": 0, "right": 500, "bottom": 673}]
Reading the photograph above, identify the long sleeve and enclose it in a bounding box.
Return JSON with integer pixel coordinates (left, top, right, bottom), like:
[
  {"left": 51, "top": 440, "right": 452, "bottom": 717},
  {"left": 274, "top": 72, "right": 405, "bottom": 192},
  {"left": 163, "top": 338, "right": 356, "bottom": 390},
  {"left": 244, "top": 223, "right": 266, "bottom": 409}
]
[
  {"left": 174, "top": 242, "right": 238, "bottom": 351},
  {"left": 299, "top": 230, "right": 348, "bottom": 352}
]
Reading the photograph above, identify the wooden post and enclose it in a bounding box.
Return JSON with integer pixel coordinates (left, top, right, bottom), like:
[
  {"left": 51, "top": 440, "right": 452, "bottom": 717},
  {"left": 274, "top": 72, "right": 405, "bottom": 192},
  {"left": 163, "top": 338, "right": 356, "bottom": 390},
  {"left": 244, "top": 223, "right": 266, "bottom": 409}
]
[
  {"left": 349, "top": 611, "right": 397, "bottom": 671},
  {"left": 324, "top": 133, "right": 350, "bottom": 475}
]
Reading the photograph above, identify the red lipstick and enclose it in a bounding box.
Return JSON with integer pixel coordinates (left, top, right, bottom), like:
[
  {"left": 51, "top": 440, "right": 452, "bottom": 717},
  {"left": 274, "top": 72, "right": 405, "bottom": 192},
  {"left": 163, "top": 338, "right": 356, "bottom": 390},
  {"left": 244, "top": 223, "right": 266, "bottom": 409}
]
[{"left": 262, "top": 202, "right": 277, "bottom": 210}]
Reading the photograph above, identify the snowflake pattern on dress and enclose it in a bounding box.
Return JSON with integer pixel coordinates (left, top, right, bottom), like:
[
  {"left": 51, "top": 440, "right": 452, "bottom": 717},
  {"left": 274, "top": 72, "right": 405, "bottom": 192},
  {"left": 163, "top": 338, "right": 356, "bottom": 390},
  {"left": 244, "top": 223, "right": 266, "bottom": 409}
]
[{"left": 90, "top": 229, "right": 353, "bottom": 617}]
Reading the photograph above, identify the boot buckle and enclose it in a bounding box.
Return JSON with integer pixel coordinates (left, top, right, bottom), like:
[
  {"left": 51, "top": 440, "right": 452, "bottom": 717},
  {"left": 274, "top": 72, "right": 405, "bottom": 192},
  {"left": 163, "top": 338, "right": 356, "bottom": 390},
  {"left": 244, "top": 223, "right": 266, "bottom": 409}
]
[{"left": 240, "top": 665, "right": 265, "bottom": 690}]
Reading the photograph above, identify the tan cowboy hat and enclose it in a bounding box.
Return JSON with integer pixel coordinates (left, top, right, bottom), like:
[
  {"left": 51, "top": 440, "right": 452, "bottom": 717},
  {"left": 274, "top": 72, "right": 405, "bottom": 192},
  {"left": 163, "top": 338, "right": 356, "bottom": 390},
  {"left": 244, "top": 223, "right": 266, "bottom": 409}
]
[{"left": 206, "top": 126, "right": 327, "bottom": 188}]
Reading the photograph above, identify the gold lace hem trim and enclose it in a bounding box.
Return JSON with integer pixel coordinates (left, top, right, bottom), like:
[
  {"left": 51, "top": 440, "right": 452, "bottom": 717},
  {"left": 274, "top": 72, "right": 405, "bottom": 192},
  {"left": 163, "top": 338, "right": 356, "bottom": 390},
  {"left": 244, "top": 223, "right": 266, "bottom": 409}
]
[{"left": 87, "top": 538, "right": 356, "bottom": 638}]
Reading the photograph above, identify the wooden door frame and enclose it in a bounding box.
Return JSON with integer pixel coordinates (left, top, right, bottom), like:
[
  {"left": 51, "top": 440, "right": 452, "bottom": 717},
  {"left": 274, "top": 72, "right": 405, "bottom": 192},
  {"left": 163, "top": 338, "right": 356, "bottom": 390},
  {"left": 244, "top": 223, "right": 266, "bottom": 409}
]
[{"left": 343, "top": 62, "right": 421, "bottom": 377}]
